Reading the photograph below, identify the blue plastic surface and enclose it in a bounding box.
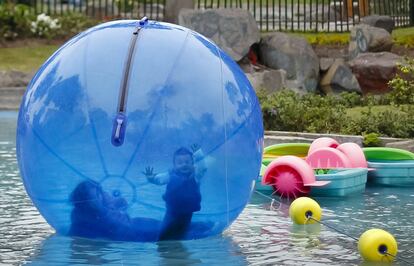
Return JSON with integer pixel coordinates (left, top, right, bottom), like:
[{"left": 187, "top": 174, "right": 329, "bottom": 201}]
[
  {"left": 255, "top": 168, "right": 368, "bottom": 197},
  {"left": 368, "top": 160, "right": 414, "bottom": 186},
  {"left": 16, "top": 20, "right": 264, "bottom": 241},
  {"left": 311, "top": 168, "right": 368, "bottom": 197}
]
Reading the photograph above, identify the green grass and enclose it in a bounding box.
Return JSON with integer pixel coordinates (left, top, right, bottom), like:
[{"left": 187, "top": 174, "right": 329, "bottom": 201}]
[
  {"left": 0, "top": 44, "right": 59, "bottom": 72},
  {"left": 393, "top": 27, "right": 414, "bottom": 47},
  {"left": 289, "top": 31, "right": 349, "bottom": 45},
  {"left": 287, "top": 27, "right": 414, "bottom": 46}
]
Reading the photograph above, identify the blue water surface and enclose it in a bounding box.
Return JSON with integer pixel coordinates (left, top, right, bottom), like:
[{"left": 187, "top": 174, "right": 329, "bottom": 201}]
[{"left": 1, "top": 112, "right": 414, "bottom": 265}]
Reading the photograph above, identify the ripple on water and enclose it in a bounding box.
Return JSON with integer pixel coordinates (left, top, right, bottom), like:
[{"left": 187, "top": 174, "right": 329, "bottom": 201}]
[{"left": 1, "top": 113, "right": 414, "bottom": 265}]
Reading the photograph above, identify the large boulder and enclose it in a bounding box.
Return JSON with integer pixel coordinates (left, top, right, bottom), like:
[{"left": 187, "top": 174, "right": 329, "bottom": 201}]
[
  {"left": 320, "top": 59, "right": 361, "bottom": 94},
  {"left": 246, "top": 69, "right": 287, "bottom": 93},
  {"left": 320, "top": 57, "right": 335, "bottom": 72},
  {"left": 178, "top": 8, "right": 260, "bottom": 61},
  {"left": 349, "top": 24, "right": 393, "bottom": 59},
  {"left": 259, "top": 32, "right": 320, "bottom": 92},
  {"left": 348, "top": 52, "right": 402, "bottom": 94},
  {"left": 360, "top": 15, "right": 395, "bottom": 33}
]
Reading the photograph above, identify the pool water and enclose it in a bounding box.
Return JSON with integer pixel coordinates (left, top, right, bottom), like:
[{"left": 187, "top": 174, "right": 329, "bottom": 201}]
[{"left": 1, "top": 111, "right": 413, "bottom": 265}]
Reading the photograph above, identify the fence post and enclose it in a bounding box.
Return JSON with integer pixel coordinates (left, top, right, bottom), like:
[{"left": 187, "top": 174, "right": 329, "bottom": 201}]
[
  {"left": 164, "top": 0, "right": 195, "bottom": 24},
  {"left": 410, "top": 0, "right": 414, "bottom": 25}
]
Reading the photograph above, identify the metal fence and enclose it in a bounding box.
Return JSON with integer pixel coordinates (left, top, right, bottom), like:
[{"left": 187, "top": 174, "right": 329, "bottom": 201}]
[
  {"left": 196, "top": 0, "right": 413, "bottom": 32},
  {"left": 26, "top": 0, "right": 166, "bottom": 21},
  {"left": 20, "top": 0, "right": 413, "bottom": 32}
]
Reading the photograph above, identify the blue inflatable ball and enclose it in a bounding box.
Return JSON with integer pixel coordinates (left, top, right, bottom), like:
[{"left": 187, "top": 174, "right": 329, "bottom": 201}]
[{"left": 16, "top": 18, "right": 263, "bottom": 242}]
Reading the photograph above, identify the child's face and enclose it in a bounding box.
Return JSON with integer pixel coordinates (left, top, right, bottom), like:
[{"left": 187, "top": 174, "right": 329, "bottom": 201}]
[{"left": 174, "top": 154, "right": 194, "bottom": 175}]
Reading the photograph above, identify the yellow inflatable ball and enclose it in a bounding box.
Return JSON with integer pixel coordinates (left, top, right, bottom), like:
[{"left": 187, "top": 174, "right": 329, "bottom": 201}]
[
  {"left": 358, "top": 229, "right": 398, "bottom": 262},
  {"left": 289, "top": 197, "right": 322, "bottom": 225}
]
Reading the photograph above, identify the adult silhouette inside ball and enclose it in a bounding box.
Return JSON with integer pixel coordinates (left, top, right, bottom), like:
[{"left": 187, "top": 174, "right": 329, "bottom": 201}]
[{"left": 16, "top": 18, "right": 263, "bottom": 241}]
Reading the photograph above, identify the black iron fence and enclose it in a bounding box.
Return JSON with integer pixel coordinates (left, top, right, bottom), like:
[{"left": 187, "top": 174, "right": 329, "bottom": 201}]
[
  {"left": 196, "top": 0, "right": 413, "bottom": 32},
  {"left": 15, "top": 0, "right": 414, "bottom": 32},
  {"left": 25, "top": 0, "right": 165, "bottom": 21}
]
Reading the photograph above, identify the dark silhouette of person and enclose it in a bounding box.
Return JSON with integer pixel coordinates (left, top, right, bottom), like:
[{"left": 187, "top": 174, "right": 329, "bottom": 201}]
[
  {"left": 69, "top": 180, "right": 161, "bottom": 242},
  {"left": 144, "top": 145, "right": 207, "bottom": 240}
]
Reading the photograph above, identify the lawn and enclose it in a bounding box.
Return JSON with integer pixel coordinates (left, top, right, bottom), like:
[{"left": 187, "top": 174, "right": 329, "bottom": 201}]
[
  {"left": 0, "top": 44, "right": 59, "bottom": 72},
  {"left": 291, "top": 26, "right": 414, "bottom": 46},
  {"left": 393, "top": 27, "right": 414, "bottom": 47}
]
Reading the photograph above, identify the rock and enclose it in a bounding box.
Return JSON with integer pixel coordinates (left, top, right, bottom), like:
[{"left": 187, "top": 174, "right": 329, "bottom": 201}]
[
  {"left": 0, "top": 70, "right": 33, "bottom": 88},
  {"left": 246, "top": 69, "right": 287, "bottom": 93},
  {"left": 360, "top": 15, "right": 395, "bottom": 33},
  {"left": 259, "top": 32, "right": 320, "bottom": 92},
  {"left": 313, "top": 45, "right": 347, "bottom": 59},
  {"left": 238, "top": 56, "right": 256, "bottom": 73},
  {"left": 348, "top": 52, "right": 402, "bottom": 94},
  {"left": 164, "top": 0, "right": 194, "bottom": 24},
  {"left": 349, "top": 24, "right": 393, "bottom": 59},
  {"left": 239, "top": 61, "right": 255, "bottom": 73},
  {"left": 178, "top": 8, "right": 260, "bottom": 61},
  {"left": 386, "top": 140, "right": 414, "bottom": 153},
  {"left": 320, "top": 57, "right": 335, "bottom": 72},
  {"left": 320, "top": 59, "right": 361, "bottom": 94}
]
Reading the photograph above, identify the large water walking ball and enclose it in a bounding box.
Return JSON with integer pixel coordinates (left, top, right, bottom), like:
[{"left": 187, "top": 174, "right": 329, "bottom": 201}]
[{"left": 16, "top": 18, "right": 263, "bottom": 241}]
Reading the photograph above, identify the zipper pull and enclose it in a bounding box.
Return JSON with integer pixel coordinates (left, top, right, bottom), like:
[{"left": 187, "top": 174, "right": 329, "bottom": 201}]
[
  {"left": 134, "top": 17, "right": 149, "bottom": 34},
  {"left": 111, "top": 112, "right": 127, "bottom": 146}
]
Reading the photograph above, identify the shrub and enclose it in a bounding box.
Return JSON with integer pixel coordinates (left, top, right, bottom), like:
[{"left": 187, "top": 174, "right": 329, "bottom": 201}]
[
  {"left": 363, "top": 133, "right": 382, "bottom": 147},
  {"left": 258, "top": 89, "right": 414, "bottom": 138},
  {"left": 0, "top": 3, "right": 33, "bottom": 40},
  {"left": 57, "top": 12, "right": 98, "bottom": 38},
  {"left": 388, "top": 57, "right": 414, "bottom": 105},
  {"left": 338, "top": 92, "right": 363, "bottom": 107},
  {"left": 30, "top": 13, "right": 60, "bottom": 39},
  {"left": 258, "top": 90, "right": 348, "bottom": 133},
  {"left": 0, "top": 4, "right": 98, "bottom": 40}
]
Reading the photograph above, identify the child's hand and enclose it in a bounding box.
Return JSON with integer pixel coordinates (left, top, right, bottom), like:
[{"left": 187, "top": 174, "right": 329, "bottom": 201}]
[
  {"left": 191, "top": 144, "right": 200, "bottom": 153},
  {"left": 143, "top": 166, "right": 156, "bottom": 180}
]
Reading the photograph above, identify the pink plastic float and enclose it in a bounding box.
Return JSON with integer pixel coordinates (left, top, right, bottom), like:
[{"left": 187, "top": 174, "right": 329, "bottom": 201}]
[
  {"left": 308, "top": 137, "right": 340, "bottom": 155},
  {"left": 262, "top": 156, "right": 329, "bottom": 199},
  {"left": 337, "top": 143, "right": 368, "bottom": 168},
  {"left": 261, "top": 137, "right": 368, "bottom": 198},
  {"left": 306, "top": 147, "right": 353, "bottom": 169}
]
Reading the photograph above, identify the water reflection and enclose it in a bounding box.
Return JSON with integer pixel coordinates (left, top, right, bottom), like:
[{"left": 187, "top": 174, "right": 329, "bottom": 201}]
[
  {"left": 3, "top": 112, "right": 414, "bottom": 265},
  {"left": 26, "top": 234, "right": 246, "bottom": 265}
]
